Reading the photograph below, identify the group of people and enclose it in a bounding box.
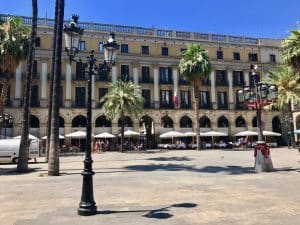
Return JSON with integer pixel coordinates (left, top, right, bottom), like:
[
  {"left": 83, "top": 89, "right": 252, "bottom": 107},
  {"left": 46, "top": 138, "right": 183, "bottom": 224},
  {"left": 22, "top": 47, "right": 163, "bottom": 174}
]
[{"left": 93, "top": 140, "right": 110, "bottom": 152}]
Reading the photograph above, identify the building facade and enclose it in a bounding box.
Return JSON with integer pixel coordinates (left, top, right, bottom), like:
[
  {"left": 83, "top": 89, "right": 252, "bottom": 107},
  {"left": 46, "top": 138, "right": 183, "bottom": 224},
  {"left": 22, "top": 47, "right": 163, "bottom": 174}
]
[{"left": 0, "top": 14, "right": 285, "bottom": 146}]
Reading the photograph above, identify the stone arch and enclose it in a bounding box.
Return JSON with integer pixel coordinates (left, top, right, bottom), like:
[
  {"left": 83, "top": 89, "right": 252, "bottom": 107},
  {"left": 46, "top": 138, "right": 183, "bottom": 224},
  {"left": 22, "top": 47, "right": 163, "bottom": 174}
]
[
  {"left": 95, "top": 115, "right": 111, "bottom": 127},
  {"left": 30, "top": 115, "right": 40, "bottom": 128},
  {"left": 118, "top": 116, "right": 133, "bottom": 127},
  {"left": 180, "top": 115, "right": 193, "bottom": 128},
  {"left": 72, "top": 115, "right": 87, "bottom": 127},
  {"left": 272, "top": 116, "right": 281, "bottom": 133},
  {"left": 252, "top": 116, "right": 258, "bottom": 127},
  {"left": 235, "top": 115, "right": 246, "bottom": 127},
  {"left": 59, "top": 116, "right": 65, "bottom": 128},
  {"left": 296, "top": 115, "right": 300, "bottom": 130},
  {"left": 217, "top": 115, "right": 229, "bottom": 127},
  {"left": 199, "top": 116, "right": 211, "bottom": 128},
  {"left": 161, "top": 115, "right": 173, "bottom": 128}
]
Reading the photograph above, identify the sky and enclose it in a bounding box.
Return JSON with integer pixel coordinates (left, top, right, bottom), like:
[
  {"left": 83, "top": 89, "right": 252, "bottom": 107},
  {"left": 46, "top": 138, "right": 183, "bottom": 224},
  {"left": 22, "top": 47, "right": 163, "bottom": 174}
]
[{"left": 0, "top": 0, "right": 299, "bottom": 39}]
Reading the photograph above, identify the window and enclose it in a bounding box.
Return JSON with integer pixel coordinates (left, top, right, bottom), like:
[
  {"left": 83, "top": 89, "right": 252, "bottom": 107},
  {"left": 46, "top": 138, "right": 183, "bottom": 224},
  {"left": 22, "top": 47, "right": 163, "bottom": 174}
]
[
  {"left": 233, "top": 71, "right": 244, "bottom": 86},
  {"left": 160, "top": 90, "right": 173, "bottom": 108},
  {"left": 160, "top": 67, "right": 172, "bottom": 83},
  {"left": 216, "top": 70, "right": 227, "bottom": 86},
  {"left": 98, "top": 88, "right": 108, "bottom": 107},
  {"left": 180, "top": 91, "right": 191, "bottom": 108},
  {"left": 141, "top": 66, "right": 150, "bottom": 82},
  {"left": 180, "top": 48, "right": 187, "bottom": 53},
  {"left": 98, "top": 88, "right": 108, "bottom": 100},
  {"left": 199, "top": 91, "right": 210, "bottom": 108},
  {"left": 120, "top": 65, "right": 130, "bottom": 81},
  {"left": 78, "top": 41, "right": 85, "bottom": 51},
  {"left": 30, "top": 85, "right": 39, "bottom": 107},
  {"left": 248, "top": 53, "right": 258, "bottom": 62},
  {"left": 270, "top": 54, "right": 276, "bottom": 63},
  {"left": 99, "top": 42, "right": 103, "bottom": 52},
  {"left": 161, "top": 47, "right": 168, "bottom": 56},
  {"left": 75, "top": 62, "right": 85, "bottom": 80},
  {"left": 35, "top": 37, "right": 40, "bottom": 47},
  {"left": 216, "top": 50, "right": 223, "bottom": 60},
  {"left": 75, "top": 87, "right": 86, "bottom": 107},
  {"left": 217, "top": 92, "right": 228, "bottom": 109},
  {"left": 141, "top": 46, "right": 149, "bottom": 55},
  {"left": 142, "top": 89, "right": 151, "bottom": 107},
  {"left": 33, "top": 60, "right": 38, "bottom": 78},
  {"left": 233, "top": 52, "right": 240, "bottom": 60},
  {"left": 120, "top": 44, "right": 128, "bottom": 53}
]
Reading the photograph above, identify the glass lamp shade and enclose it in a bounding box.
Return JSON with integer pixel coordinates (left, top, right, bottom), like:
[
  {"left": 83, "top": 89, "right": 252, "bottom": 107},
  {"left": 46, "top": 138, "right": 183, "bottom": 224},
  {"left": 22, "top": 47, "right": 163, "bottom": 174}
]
[
  {"left": 103, "top": 33, "right": 119, "bottom": 67},
  {"left": 259, "top": 84, "right": 269, "bottom": 99},
  {"left": 243, "top": 86, "right": 251, "bottom": 101},
  {"left": 63, "top": 15, "right": 83, "bottom": 59},
  {"left": 268, "top": 85, "right": 278, "bottom": 100},
  {"left": 237, "top": 90, "right": 244, "bottom": 102}
]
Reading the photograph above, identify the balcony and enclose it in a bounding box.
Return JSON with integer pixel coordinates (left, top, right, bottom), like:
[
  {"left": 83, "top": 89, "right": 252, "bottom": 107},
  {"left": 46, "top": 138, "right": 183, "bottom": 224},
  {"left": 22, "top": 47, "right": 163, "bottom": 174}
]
[
  {"left": 199, "top": 103, "right": 212, "bottom": 109},
  {"left": 140, "top": 77, "right": 153, "bottom": 83},
  {"left": 73, "top": 74, "right": 86, "bottom": 81},
  {"left": 218, "top": 104, "right": 228, "bottom": 110},
  {"left": 160, "top": 79, "right": 173, "bottom": 84},
  {"left": 144, "top": 102, "right": 154, "bottom": 109},
  {"left": 180, "top": 103, "right": 192, "bottom": 109},
  {"left": 179, "top": 79, "right": 190, "bottom": 85},
  {"left": 72, "top": 102, "right": 87, "bottom": 108},
  {"left": 216, "top": 80, "right": 229, "bottom": 86},
  {"left": 202, "top": 79, "right": 211, "bottom": 86},
  {"left": 233, "top": 81, "right": 246, "bottom": 87},
  {"left": 235, "top": 103, "right": 248, "bottom": 110},
  {"left": 160, "top": 102, "right": 174, "bottom": 109}
]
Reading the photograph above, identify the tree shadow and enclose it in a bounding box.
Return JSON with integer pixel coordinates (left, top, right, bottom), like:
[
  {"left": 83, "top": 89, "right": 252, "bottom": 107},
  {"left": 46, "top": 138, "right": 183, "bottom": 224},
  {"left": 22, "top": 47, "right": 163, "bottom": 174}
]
[
  {"left": 98, "top": 202, "right": 197, "bottom": 219},
  {"left": 0, "top": 167, "right": 42, "bottom": 176},
  {"left": 124, "top": 163, "right": 255, "bottom": 174},
  {"left": 148, "top": 157, "right": 193, "bottom": 161}
]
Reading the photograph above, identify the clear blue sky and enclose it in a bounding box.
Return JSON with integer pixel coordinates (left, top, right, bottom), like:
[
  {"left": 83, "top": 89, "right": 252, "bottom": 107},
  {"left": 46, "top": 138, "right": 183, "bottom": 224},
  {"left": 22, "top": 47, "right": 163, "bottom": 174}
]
[{"left": 0, "top": 0, "right": 299, "bottom": 38}]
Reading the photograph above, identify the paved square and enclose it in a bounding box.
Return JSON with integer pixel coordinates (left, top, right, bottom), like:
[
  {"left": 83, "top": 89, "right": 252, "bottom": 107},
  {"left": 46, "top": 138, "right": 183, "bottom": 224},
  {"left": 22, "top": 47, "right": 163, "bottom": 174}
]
[{"left": 0, "top": 148, "right": 299, "bottom": 225}]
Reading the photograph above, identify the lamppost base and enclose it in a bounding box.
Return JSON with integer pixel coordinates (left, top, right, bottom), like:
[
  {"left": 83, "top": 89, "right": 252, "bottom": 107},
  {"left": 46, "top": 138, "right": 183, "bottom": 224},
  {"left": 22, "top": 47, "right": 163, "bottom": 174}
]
[{"left": 78, "top": 204, "right": 97, "bottom": 216}]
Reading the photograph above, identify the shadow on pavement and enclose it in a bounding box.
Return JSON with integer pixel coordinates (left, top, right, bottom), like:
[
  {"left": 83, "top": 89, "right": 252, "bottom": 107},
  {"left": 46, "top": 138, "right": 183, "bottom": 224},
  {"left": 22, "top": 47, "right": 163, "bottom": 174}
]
[
  {"left": 124, "top": 163, "right": 255, "bottom": 174},
  {"left": 148, "top": 156, "right": 193, "bottom": 161},
  {"left": 0, "top": 167, "right": 42, "bottom": 176},
  {"left": 98, "top": 202, "right": 197, "bottom": 219}
]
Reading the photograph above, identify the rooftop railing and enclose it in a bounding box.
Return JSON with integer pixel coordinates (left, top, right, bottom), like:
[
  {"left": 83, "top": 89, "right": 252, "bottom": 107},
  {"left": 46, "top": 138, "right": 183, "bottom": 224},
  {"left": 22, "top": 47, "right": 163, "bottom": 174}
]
[{"left": 0, "top": 14, "right": 261, "bottom": 45}]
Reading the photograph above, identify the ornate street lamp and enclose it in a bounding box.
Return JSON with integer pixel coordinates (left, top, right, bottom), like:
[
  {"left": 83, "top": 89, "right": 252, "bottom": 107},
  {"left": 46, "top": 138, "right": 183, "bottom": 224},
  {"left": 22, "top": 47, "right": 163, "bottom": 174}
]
[
  {"left": 237, "top": 64, "right": 278, "bottom": 172},
  {"left": 64, "top": 15, "right": 119, "bottom": 216},
  {"left": 0, "top": 113, "right": 13, "bottom": 139}
]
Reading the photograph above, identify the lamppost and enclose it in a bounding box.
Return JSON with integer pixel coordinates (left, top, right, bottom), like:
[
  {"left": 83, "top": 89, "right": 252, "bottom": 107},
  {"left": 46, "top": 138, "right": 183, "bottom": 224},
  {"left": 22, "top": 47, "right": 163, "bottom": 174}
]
[
  {"left": 64, "top": 15, "right": 119, "bottom": 216},
  {"left": 0, "top": 113, "right": 13, "bottom": 139},
  {"left": 237, "top": 64, "right": 278, "bottom": 172}
]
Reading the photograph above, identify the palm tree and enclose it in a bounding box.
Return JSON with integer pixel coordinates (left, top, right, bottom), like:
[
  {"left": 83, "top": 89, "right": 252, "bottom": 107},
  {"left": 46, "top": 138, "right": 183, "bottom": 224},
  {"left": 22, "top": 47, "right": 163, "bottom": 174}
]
[
  {"left": 264, "top": 65, "right": 300, "bottom": 146},
  {"left": 101, "top": 80, "right": 144, "bottom": 152},
  {"left": 48, "top": 0, "right": 64, "bottom": 176},
  {"left": 178, "top": 43, "right": 211, "bottom": 150},
  {"left": 17, "top": 0, "right": 38, "bottom": 172},
  {"left": 45, "top": 0, "right": 59, "bottom": 163},
  {"left": 281, "top": 28, "right": 300, "bottom": 73},
  {"left": 0, "top": 17, "right": 30, "bottom": 115}
]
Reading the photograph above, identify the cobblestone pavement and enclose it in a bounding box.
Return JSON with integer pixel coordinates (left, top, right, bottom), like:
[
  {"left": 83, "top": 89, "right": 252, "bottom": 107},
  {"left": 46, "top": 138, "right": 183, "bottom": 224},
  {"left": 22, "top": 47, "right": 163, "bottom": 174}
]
[{"left": 0, "top": 148, "right": 299, "bottom": 225}]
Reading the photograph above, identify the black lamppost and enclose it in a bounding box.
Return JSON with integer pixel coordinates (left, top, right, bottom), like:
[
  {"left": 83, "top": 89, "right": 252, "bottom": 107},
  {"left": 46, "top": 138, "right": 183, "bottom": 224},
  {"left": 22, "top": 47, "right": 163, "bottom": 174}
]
[
  {"left": 64, "top": 15, "right": 119, "bottom": 216},
  {"left": 0, "top": 113, "right": 13, "bottom": 139},
  {"left": 237, "top": 64, "right": 278, "bottom": 172}
]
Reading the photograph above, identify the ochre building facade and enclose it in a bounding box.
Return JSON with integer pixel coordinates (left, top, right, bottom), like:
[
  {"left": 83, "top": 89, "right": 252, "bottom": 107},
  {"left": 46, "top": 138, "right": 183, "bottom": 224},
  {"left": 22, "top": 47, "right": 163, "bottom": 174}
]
[{"left": 1, "top": 14, "right": 286, "bottom": 145}]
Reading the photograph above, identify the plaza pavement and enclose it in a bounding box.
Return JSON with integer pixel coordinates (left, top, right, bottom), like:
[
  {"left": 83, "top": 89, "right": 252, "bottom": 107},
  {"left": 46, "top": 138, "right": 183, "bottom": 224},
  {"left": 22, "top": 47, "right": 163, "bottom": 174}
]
[{"left": 0, "top": 147, "right": 299, "bottom": 225}]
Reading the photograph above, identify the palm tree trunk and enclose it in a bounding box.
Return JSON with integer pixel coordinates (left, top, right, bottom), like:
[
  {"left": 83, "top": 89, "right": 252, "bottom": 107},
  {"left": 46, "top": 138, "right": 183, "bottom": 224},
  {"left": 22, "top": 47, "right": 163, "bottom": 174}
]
[
  {"left": 288, "top": 100, "right": 295, "bottom": 147},
  {"left": 120, "top": 110, "right": 124, "bottom": 152},
  {"left": 48, "top": 0, "right": 64, "bottom": 176},
  {"left": 45, "top": 0, "right": 58, "bottom": 162},
  {"left": 17, "top": 0, "right": 37, "bottom": 172},
  {"left": 0, "top": 77, "right": 9, "bottom": 116},
  {"left": 193, "top": 85, "right": 200, "bottom": 151}
]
